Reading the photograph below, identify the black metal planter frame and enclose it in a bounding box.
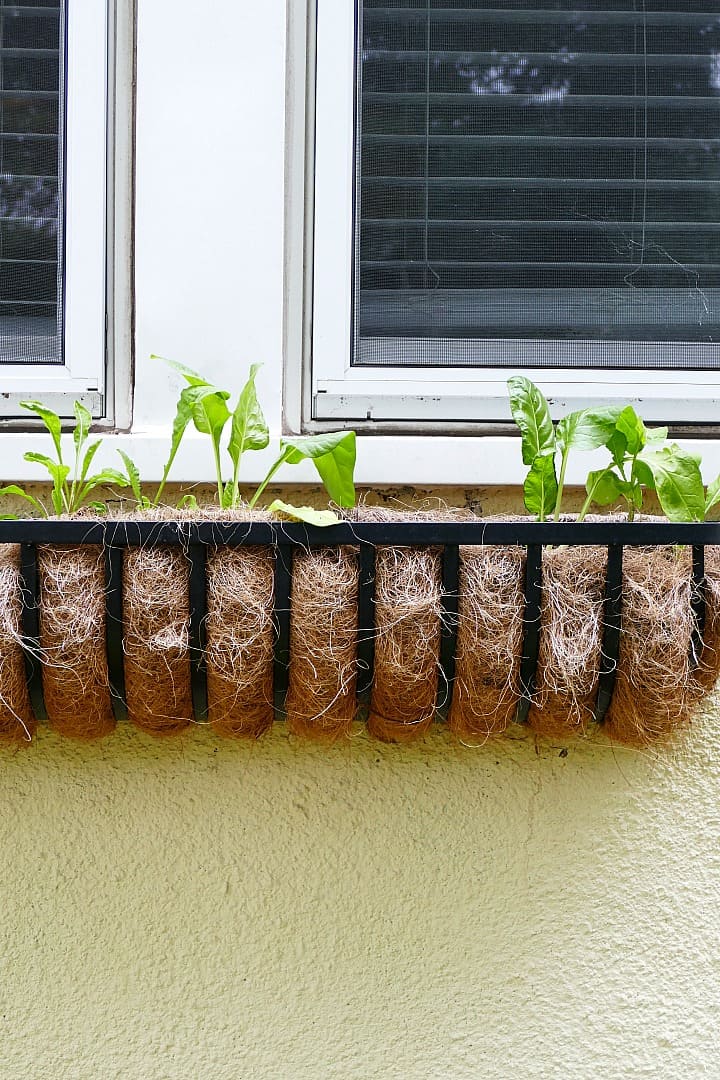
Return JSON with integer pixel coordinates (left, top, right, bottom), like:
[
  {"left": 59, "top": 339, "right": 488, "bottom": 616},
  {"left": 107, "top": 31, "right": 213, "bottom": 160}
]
[{"left": 2, "top": 518, "right": 719, "bottom": 731}]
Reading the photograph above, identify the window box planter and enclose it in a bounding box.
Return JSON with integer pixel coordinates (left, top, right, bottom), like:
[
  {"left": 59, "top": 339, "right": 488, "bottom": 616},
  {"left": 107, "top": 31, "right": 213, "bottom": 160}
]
[{"left": 0, "top": 517, "right": 717, "bottom": 748}]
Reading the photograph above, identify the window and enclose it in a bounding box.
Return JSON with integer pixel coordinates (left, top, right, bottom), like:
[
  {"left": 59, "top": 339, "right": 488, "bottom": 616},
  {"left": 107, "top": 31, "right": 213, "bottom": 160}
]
[
  {"left": 0, "top": 0, "right": 110, "bottom": 419},
  {"left": 310, "top": 1, "right": 720, "bottom": 426}
]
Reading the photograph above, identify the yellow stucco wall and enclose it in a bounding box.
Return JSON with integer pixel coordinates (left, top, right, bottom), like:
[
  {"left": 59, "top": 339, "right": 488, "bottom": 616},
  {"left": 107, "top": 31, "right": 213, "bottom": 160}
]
[{"left": 2, "top": 712, "right": 719, "bottom": 1079}]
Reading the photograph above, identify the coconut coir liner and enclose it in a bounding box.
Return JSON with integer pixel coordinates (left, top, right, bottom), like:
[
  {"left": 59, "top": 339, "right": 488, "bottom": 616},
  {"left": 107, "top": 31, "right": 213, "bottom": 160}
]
[
  {"left": 0, "top": 545, "right": 34, "bottom": 742},
  {"left": 286, "top": 545, "right": 359, "bottom": 740},
  {"left": 206, "top": 545, "right": 274, "bottom": 738},
  {"left": 38, "top": 545, "right": 115, "bottom": 739}
]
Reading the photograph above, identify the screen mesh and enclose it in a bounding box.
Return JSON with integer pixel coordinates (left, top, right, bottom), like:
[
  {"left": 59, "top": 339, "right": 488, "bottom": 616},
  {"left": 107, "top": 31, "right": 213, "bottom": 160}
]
[
  {"left": 354, "top": 1, "right": 720, "bottom": 368},
  {"left": 0, "top": 0, "right": 63, "bottom": 365}
]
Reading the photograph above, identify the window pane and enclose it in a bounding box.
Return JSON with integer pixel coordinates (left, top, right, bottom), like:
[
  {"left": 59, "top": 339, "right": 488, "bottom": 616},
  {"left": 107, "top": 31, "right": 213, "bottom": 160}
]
[
  {"left": 0, "top": 0, "right": 63, "bottom": 364},
  {"left": 354, "top": 2, "right": 720, "bottom": 368}
]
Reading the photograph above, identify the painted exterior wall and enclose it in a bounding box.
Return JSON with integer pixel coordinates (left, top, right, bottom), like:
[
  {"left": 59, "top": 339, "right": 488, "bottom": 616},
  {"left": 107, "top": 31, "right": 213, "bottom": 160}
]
[{"left": 2, "top": 711, "right": 719, "bottom": 1079}]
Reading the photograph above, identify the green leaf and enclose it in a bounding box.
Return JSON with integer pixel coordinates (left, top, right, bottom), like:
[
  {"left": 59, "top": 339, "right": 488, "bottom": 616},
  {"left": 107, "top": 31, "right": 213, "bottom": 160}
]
[
  {"left": 190, "top": 388, "right": 231, "bottom": 440},
  {"left": 507, "top": 376, "right": 555, "bottom": 466},
  {"left": 25, "top": 452, "right": 69, "bottom": 515},
  {"left": 615, "top": 406, "right": 646, "bottom": 456},
  {"left": 177, "top": 493, "right": 199, "bottom": 511},
  {"left": 633, "top": 458, "right": 656, "bottom": 491},
  {"left": 72, "top": 400, "right": 92, "bottom": 457},
  {"left": 585, "top": 468, "right": 623, "bottom": 507},
  {"left": 155, "top": 383, "right": 229, "bottom": 503},
  {"left": 227, "top": 364, "right": 269, "bottom": 471},
  {"left": 117, "top": 450, "right": 144, "bottom": 505},
  {"left": 556, "top": 407, "right": 623, "bottom": 453},
  {"left": 645, "top": 426, "right": 669, "bottom": 446},
  {"left": 79, "top": 440, "right": 102, "bottom": 486},
  {"left": 87, "top": 501, "right": 108, "bottom": 515},
  {"left": 638, "top": 445, "right": 705, "bottom": 522},
  {"left": 705, "top": 474, "right": 720, "bottom": 518},
  {"left": 0, "top": 484, "right": 48, "bottom": 518},
  {"left": 20, "top": 400, "right": 63, "bottom": 463},
  {"left": 268, "top": 500, "right": 340, "bottom": 527},
  {"left": 523, "top": 453, "right": 558, "bottom": 521},
  {"left": 153, "top": 354, "right": 210, "bottom": 388},
  {"left": 606, "top": 429, "right": 628, "bottom": 470},
  {"left": 280, "top": 431, "right": 357, "bottom": 507}
]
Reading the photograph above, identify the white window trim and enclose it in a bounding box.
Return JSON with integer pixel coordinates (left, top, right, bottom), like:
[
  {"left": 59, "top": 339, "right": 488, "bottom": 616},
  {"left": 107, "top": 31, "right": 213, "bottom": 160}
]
[
  {"left": 0, "top": 0, "right": 131, "bottom": 422},
  {"left": 307, "top": 0, "right": 720, "bottom": 429}
]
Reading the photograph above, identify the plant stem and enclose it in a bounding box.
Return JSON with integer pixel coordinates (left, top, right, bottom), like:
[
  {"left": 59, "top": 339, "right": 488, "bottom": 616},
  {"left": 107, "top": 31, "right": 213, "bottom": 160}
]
[
  {"left": 248, "top": 452, "right": 286, "bottom": 510},
  {"left": 212, "top": 438, "right": 224, "bottom": 506},
  {"left": 553, "top": 448, "right": 569, "bottom": 522}
]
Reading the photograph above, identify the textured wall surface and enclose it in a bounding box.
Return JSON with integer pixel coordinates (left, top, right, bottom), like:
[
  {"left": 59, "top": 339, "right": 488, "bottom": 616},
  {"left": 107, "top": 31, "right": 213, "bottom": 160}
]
[{"left": 1, "top": 710, "right": 719, "bottom": 1079}]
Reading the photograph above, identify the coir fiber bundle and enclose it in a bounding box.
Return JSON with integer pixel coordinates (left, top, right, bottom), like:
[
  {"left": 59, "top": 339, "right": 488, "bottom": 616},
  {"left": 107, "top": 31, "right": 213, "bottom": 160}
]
[
  {"left": 206, "top": 546, "right": 274, "bottom": 738},
  {"left": 0, "top": 545, "right": 33, "bottom": 742},
  {"left": 527, "top": 545, "right": 606, "bottom": 739},
  {"left": 693, "top": 546, "right": 720, "bottom": 694},
  {"left": 603, "top": 547, "right": 700, "bottom": 747},
  {"left": 286, "top": 545, "right": 359, "bottom": 740},
  {"left": 448, "top": 545, "right": 525, "bottom": 742},
  {"left": 38, "top": 545, "right": 114, "bottom": 739},
  {"left": 123, "top": 545, "right": 193, "bottom": 735}
]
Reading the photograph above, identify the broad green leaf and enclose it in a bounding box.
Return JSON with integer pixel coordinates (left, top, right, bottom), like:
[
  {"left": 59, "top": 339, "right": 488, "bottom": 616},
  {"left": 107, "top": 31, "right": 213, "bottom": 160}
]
[
  {"left": 0, "top": 484, "right": 48, "bottom": 518},
  {"left": 585, "top": 468, "right": 623, "bottom": 507},
  {"left": 523, "top": 453, "right": 558, "bottom": 521},
  {"left": 20, "top": 400, "right": 63, "bottom": 462},
  {"left": 280, "top": 431, "right": 357, "bottom": 507},
  {"left": 268, "top": 499, "right": 340, "bottom": 527},
  {"left": 72, "top": 401, "right": 92, "bottom": 456},
  {"left": 156, "top": 383, "right": 229, "bottom": 502},
  {"left": 189, "top": 388, "right": 231, "bottom": 439},
  {"left": 117, "top": 450, "right": 144, "bottom": 504},
  {"left": 615, "top": 406, "right": 646, "bottom": 456},
  {"left": 507, "top": 376, "right": 555, "bottom": 466},
  {"left": 606, "top": 429, "right": 628, "bottom": 470},
  {"left": 705, "top": 474, "right": 720, "bottom": 518},
  {"left": 633, "top": 458, "right": 655, "bottom": 491},
  {"left": 80, "top": 440, "right": 102, "bottom": 485},
  {"left": 227, "top": 364, "right": 269, "bottom": 471},
  {"left": 645, "top": 426, "right": 669, "bottom": 446},
  {"left": 556, "top": 407, "right": 622, "bottom": 452},
  {"left": 639, "top": 445, "right": 705, "bottom": 522},
  {"left": 153, "top": 354, "right": 210, "bottom": 388}
]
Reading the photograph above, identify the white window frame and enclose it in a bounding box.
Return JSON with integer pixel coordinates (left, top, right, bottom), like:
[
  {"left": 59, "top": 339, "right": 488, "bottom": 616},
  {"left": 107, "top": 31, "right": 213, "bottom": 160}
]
[
  {"left": 0, "top": 0, "right": 118, "bottom": 421},
  {"left": 309, "top": 0, "right": 720, "bottom": 428}
]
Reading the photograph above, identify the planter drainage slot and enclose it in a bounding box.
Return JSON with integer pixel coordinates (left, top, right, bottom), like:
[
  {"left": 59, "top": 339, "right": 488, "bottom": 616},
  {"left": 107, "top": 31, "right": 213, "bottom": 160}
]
[{"left": 3, "top": 519, "right": 716, "bottom": 734}]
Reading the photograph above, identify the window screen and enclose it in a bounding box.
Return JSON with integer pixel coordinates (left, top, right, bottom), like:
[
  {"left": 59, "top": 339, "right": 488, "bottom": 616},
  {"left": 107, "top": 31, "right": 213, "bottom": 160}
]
[
  {"left": 354, "top": 2, "right": 720, "bottom": 368},
  {"left": 0, "top": 0, "right": 63, "bottom": 365}
]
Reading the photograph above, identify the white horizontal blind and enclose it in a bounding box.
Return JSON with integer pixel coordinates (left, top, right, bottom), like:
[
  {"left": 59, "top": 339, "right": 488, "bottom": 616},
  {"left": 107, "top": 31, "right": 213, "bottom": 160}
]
[
  {"left": 355, "top": 2, "right": 720, "bottom": 368},
  {"left": 0, "top": 0, "right": 63, "bottom": 365}
]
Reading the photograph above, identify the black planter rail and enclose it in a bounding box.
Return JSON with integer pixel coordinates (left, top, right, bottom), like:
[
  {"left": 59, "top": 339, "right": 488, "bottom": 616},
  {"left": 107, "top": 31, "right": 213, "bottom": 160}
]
[{"left": 2, "top": 518, "right": 719, "bottom": 728}]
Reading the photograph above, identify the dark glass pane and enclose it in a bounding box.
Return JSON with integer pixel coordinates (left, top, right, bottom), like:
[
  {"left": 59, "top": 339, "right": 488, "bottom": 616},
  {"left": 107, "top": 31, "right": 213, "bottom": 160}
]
[
  {"left": 0, "top": 0, "right": 63, "bottom": 363},
  {"left": 355, "top": 2, "right": 720, "bottom": 366}
]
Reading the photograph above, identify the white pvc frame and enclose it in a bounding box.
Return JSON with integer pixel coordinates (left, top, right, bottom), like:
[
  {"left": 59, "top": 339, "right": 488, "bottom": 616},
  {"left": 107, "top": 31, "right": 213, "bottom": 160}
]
[
  {"left": 0, "top": 0, "right": 108, "bottom": 410},
  {"left": 311, "top": 0, "right": 720, "bottom": 426}
]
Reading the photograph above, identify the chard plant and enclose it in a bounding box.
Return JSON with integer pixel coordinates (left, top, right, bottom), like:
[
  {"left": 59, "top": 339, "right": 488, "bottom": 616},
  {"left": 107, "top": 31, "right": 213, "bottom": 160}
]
[
  {"left": 0, "top": 400, "right": 128, "bottom": 518},
  {"left": 153, "top": 356, "right": 356, "bottom": 523},
  {"left": 508, "top": 376, "right": 715, "bottom": 523}
]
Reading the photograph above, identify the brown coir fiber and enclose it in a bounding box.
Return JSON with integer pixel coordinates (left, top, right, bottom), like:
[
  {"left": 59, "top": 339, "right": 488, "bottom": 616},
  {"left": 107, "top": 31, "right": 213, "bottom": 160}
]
[
  {"left": 603, "top": 546, "right": 700, "bottom": 747},
  {"left": 527, "top": 545, "right": 607, "bottom": 739},
  {"left": 38, "top": 545, "right": 115, "bottom": 739},
  {"left": 286, "top": 546, "right": 358, "bottom": 740},
  {"left": 123, "top": 546, "right": 193, "bottom": 735},
  {"left": 0, "top": 545, "right": 34, "bottom": 742},
  {"left": 693, "top": 546, "right": 720, "bottom": 693},
  {"left": 206, "top": 546, "right": 274, "bottom": 738},
  {"left": 448, "top": 545, "right": 525, "bottom": 742}
]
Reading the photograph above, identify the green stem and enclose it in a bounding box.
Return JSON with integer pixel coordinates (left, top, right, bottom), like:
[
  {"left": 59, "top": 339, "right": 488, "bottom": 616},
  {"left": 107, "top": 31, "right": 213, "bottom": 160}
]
[
  {"left": 212, "top": 438, "right": 224, "bottom": 506},
  {"left": 577, "top": 490, "right": 594, "bottom": 523},
  {"left": 553, "top": 448, "right": 569, "bottom": 522},
  {"left": 248, "top": 452, "right": 287, "bottom": 510}
]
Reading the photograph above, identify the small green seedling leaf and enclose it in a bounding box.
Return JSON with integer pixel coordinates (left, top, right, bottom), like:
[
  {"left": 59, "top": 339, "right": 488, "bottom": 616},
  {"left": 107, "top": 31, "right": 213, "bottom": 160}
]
[
  {"left": 152, "top": 354, "right": 211, "bottom": 388},
  {"left": 268, "top": 500, "right": 340, "bottom": 527},
  {"left": 615, "top": 406, "right": 646, "bottom": 456},
  {"left": 177, "top": 493, "right": 200, "bottom": 511},
  {"left": 0, "top": 484, "right": 48, "bottom": 518},
  {"left": 639, "top": 445, "right": 705, "bottom": 522},
  {"left": 73, "top": 400, "right": 92, "bottom": 456},
  {"left": 117, "top": 450, "right": 145, "bottom": 505},
  {"left": 20, "top": 400, "right": 63, "bottom": 463},
  {"left": 281, "top": 431, "right": 357, "bottom": 507},
  {"left": 24, "top": 452, "right": 69, "bottom": 514},
  {"left": 507, "top": 376, "right": 555, "bottom": 465},
  {"left": 585, "top": 468, "right": 624, "bottom": 508},
  {"left": 228, "top": 364, "right": 269, "bottom": 472},
  {"left": 523, "top": 453, "right": 558, "bottom": 521}
]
